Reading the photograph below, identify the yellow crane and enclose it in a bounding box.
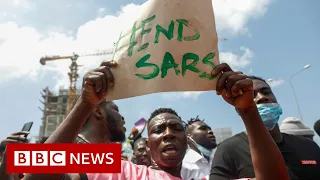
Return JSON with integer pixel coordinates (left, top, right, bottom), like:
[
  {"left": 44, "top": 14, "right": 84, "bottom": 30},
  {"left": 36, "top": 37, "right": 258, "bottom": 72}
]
[{"left": 39, "top": 49, "right": 114, "bottom": 114}]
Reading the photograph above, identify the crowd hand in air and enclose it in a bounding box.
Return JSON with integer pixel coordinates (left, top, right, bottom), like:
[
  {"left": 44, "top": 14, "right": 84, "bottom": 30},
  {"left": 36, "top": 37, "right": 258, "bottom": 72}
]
[
  {"left": 211, "top": 63, "right": 254, "bottom": 109},
  {"left": 0, "top": 131, "right": 29, "bottom": 180},
  {"left": 81, "top": 61, "right": 117, "bottom": 105},
  {"left": 1, "top": 131, "right": 29, "bottom": 145}
]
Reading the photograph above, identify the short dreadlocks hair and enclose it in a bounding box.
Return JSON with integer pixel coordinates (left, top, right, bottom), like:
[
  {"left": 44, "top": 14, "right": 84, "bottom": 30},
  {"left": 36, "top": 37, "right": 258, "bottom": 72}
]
[
  {"left": 187, "top": 115, "right": 204, "bottom": 126},
  {"left": 148, "top": 108, "right": 181, "bottom": 124},
  {"left": 187, "top": 116, "right": 205, "bottom": 133}
]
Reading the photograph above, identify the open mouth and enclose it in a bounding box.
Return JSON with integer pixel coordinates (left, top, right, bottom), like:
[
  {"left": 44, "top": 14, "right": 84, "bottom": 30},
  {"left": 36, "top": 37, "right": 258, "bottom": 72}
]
[{"left": 162, "top": 144, "right": 178, "bottom": 156}]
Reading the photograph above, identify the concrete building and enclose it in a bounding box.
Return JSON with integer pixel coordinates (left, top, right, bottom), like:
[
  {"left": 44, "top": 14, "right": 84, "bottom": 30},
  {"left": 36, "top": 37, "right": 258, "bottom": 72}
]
[
  {"left": 38, "top": 87, "right": 80, "bottom": 142},
  {"left": 214, "top": 127, "right": 233, "bottom": 144}
]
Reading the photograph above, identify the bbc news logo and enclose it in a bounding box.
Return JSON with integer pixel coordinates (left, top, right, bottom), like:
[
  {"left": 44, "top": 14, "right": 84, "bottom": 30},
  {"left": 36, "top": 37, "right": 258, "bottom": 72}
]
[{"left": 6, "top": 144, "right": 121, "bottom": 173}]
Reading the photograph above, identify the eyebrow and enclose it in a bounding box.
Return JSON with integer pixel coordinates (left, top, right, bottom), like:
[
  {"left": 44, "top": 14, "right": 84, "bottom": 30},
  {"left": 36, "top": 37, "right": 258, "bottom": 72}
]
[
  {"left": 255, "top": 87, "right": 271, "bottom": 92},
  {"left": 199, "top": 124, "right": 211, "bottom": 129}
]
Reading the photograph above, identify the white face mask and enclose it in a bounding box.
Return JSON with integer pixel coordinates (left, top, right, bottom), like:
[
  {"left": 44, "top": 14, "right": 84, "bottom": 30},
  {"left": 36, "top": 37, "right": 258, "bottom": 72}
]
[{"left": 188, "top": 137, "right": 213, "bottom": 157}]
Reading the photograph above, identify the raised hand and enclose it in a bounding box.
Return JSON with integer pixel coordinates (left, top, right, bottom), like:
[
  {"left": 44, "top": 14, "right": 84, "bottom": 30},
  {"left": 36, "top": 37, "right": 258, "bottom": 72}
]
[
  {"left": 81, "top": 61, "right": 117, "bottom": 105},
  {"left": 211, "top": 63, "right": 254, "bottom": 109},
  {"left": 1, "top": 131, "right": 29, "bottom": 144}
]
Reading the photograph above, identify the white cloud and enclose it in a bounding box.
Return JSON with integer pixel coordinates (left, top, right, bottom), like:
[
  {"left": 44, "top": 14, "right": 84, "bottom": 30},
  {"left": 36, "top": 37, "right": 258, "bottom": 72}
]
[
  {"left": 0, "top": 4, "right": 141, "bottom": 87},
  {"left": 98, "top": 8, "right": 105, "bottom": 13},
  {"left": 220, "top": 46, "right": 254, "bottom": 70},
  {"left": 0, "top": 0, "right": 270, "bottom": 95},
  {"left": 213, "top": 0, "right": 271, "bottom": 33},
  {"left": 161, "top": 91, "right": 207, "bottom": 101},
  {"left": 267, "top": 79, "right": 284, "bottom": 88},
  {"left": 0, "top": 0, "right": 30, "bottom": 8}
]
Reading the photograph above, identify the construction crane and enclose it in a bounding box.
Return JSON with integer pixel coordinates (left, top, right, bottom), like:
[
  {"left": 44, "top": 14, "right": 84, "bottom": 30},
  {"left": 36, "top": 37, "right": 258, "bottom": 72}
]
[{"left": 39, "top": 48, "right": 114, "bottom": 115}]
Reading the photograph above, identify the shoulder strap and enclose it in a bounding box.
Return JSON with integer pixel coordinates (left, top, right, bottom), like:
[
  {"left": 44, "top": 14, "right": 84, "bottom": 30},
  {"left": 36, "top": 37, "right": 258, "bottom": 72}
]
[{"left": 79, "top": 174, "right": 88, "bottom": 180}]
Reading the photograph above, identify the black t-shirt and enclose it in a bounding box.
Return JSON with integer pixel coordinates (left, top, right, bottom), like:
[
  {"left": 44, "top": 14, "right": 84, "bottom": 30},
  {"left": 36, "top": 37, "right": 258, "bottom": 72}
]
[{"left": 210, "top": 132, "right": 320, "bottom": 180}]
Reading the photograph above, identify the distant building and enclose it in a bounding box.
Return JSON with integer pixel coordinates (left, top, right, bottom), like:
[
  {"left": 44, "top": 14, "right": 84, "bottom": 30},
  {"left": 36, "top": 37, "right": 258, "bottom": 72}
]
[
  {"left": 38, "top": 87, "right": 80, "bottom": 142},
  {"left": 214, "top": 127, "right": 233, "bottom": 144}
]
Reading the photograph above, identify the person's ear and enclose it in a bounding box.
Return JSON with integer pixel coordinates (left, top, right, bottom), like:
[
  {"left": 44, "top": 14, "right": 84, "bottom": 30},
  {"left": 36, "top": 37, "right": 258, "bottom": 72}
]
[{"left": 92, "top": 106, "right": 104, "bottom": 121}]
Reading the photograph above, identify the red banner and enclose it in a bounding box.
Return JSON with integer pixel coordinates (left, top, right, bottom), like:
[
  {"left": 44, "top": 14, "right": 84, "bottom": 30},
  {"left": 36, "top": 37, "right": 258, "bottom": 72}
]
[{"left": 6, "top": 143, "right": 121, "bottom": 174}]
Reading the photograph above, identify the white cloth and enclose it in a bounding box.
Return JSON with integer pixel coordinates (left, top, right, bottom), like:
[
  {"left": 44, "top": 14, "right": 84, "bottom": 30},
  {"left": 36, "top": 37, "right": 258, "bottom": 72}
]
[
  {"left": 181, "top": 149, "right": 213, "bottom": 180},
  {"left": 280, "top": 117, "right": 315, "bottom": 136}
]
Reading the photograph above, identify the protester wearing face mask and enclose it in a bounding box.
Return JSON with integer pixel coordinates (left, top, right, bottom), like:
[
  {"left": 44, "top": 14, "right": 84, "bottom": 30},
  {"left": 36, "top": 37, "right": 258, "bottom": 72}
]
[
  {"left": 181, "top": 116, "right": 217, "bottom": 180},
  {"left": 210, "top": 76, "right": 320, "bottom": 180}
]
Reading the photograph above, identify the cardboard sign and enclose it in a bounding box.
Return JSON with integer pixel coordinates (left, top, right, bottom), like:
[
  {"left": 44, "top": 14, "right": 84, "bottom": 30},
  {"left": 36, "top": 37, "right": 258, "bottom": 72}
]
[{"left": 107, "top": 0, "right": 220, "bottom": 100}]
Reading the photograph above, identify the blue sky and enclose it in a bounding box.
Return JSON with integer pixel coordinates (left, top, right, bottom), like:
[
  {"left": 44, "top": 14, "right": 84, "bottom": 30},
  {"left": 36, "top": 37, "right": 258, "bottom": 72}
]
[{"left": 0, "top": 0, "right": 319, "bottom": 145}]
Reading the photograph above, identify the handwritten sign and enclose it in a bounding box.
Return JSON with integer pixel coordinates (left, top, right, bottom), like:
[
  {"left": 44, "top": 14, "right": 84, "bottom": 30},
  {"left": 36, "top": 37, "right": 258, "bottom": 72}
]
[{"left": 107, "top": 0, "right": 220, "bottom": 100}]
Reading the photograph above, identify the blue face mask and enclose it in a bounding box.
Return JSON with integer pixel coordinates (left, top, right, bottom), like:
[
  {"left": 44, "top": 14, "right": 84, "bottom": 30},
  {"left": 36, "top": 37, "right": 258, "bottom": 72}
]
[
  {"left": 188, "top": 137, "right": 213, "bottom": 157},
  {"left": 257, "top": 103, "right": 283, "bottom": 130}
]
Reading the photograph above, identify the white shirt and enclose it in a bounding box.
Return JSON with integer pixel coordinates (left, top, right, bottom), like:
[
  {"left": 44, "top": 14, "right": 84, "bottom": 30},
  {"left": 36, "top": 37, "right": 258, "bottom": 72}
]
[{"left": 181, "top": 149, "right": 213, "bottom": 180}]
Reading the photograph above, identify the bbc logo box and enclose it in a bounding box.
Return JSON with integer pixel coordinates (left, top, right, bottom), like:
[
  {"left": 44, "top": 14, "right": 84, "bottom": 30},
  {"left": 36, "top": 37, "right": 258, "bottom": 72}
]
[{"left": 6, "top": 143, "right": 121, "bottom": 174}]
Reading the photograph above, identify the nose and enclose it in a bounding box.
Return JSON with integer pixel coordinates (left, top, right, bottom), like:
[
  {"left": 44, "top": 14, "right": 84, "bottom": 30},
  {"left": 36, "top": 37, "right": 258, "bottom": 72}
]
[
  {"left": 163, "top": 127, "right": 175, "bottom": 142},
  {"left": 142, "top": 150, "right": 148, "bottom": 156},
  {"left": 208, "top": 130, "right": 214, "bottom": 135},
  {"left": 256, "top": 92, "right": 271, "bottom": 104}
]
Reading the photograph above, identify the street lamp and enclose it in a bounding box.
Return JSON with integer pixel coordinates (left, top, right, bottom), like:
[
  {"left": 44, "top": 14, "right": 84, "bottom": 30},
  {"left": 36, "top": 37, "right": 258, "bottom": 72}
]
[
  {"left": 266, "top": 64, "right": 311, "bottom": 121},
  {"left": 289, "top": 64, "right": 311, "bottom": 121}
]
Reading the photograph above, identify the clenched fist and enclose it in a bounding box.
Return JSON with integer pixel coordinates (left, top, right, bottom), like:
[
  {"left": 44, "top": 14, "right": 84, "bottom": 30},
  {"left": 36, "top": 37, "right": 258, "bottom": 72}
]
[
  {"left": 80, "top": 61, "right": 117, "bottom": 105},
  {"left": 211, "top": 63, "right": 254, "bottom": 109}
]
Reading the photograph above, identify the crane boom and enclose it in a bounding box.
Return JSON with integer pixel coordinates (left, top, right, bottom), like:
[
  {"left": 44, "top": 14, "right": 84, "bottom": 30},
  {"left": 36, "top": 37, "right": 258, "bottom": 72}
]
[
  {"left": 39, "top": 48, "right": 114, "bottom": 115},
  {"left": 40, "top": 55, "right": 74, "bottom": 65}
]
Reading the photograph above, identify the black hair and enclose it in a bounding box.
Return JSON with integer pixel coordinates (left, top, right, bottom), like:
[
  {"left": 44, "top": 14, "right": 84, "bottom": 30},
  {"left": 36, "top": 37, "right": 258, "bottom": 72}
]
[
  {"left": 314, "top": 119, "right": 320, "bottom": 136},
  {"left": 148, "top": 108, "right": 181, "bottom": 124},
  {"left": 133, "top": 137, "right": 147, "bottom": 150},
  {"left": 0, "top": 142, "right": 6, "bottom": 152},
  {"left": 248, "top": 76, "right": 267, "bottom": 84},
  {"left": 187, "top": 115, "right": 205, "bottom": 133},
  {"left": 187, "top": 115, "right": 204, "bottom": 126},
  {"left": 81, "top": 100, "right": 113, "bottom": 131}
]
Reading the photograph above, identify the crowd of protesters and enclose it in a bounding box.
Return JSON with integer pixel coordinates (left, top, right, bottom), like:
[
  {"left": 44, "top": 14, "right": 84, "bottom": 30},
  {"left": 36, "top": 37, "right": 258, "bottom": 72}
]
[{"left": 1, "top": 62, "right": 320, "bottom": 180}]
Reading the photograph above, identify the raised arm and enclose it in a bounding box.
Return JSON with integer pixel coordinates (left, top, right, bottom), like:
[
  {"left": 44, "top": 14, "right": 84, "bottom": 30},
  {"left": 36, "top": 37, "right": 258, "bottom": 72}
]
[
  {"left": 24, "top": 61, "right": 117, "bottom": 180},
  {"left": 211, "top": 63, "right": 289, "bottom": 180}
]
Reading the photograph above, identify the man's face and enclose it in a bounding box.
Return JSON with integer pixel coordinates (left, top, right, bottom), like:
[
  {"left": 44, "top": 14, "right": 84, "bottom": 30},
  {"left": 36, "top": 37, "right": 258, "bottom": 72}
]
[
  {"left": 252, "top": 79, "right": 278, "bottom": 105},
  {"left": 147, "top": 113, "right": 187, "bottom": 167},
  {"left": 103, "top": 102, "right": 126, "bottom": 142},
  {"left": 134, "top": 140, "right": 151, "bottom": 166},
  {"left": 189, "top": 121, "right": 216, "bottom": 149}
]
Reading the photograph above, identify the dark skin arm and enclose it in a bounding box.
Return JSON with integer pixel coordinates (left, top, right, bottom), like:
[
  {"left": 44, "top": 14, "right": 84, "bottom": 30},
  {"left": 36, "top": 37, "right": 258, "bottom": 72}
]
[
  {"left": 24, "top": 61, "right": 117, "bottom": 180},
  {"left": 212, "top": 63, "right": 289, "bottom": 180},
  {"left": 0, "top": 131, "right": 29, "bottom": 180}
]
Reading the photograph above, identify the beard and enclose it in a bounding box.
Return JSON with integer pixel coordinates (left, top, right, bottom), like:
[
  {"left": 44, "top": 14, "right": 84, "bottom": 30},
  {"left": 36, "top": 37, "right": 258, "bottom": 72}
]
[{"left": 109, "top": 127, "right": 126, "bottom": 142}]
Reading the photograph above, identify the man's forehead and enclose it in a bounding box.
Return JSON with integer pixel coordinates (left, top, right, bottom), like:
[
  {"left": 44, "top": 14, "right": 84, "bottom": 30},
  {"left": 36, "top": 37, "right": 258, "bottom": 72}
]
[
  {"left": 137, "top": 141, "right": 147, "bottom": 147},
  {"left": 253, "top": 79, "right": 270, "bottom": 90},
  {"left": 149, "top": 113, "right": 182, "bottom": 126},
  {"left": 106, "top": 102, "right": 119, "bottom": 112}
]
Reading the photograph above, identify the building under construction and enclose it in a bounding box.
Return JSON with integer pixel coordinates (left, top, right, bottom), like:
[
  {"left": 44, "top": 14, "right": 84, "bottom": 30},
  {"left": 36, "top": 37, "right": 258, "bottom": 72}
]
[{"left": 38, "top": 87, "right": 81, "bottom": 142}]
